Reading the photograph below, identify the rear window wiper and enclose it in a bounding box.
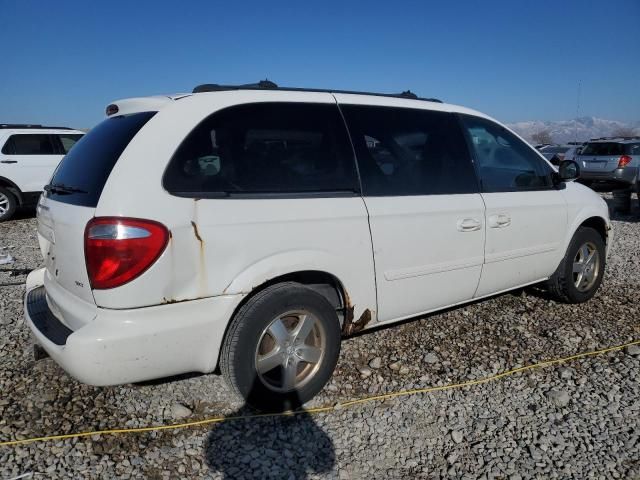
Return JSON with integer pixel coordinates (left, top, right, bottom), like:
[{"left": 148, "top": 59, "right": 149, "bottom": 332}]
[{"left": 44, "top": 183, "right": 89, "bottom": 195}]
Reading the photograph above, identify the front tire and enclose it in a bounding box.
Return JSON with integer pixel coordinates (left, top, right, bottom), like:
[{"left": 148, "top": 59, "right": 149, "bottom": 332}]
[
  {"left": 0, "top": 187, "right": 17, "bottom": 222},
  {"left": 220, "top": 282, "right": 341, "bottom": 412},
  {"left": 546, "top": 226, "right": 606, "bottom": 303}
]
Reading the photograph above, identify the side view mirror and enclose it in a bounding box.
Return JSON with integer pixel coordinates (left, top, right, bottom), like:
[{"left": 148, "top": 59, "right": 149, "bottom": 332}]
[{"left": 558, "top": 160, "right": 580, "bottom": 181}]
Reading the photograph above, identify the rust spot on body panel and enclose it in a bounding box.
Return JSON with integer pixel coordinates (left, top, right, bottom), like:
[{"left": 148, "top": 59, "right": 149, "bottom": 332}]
[
  {"left": 191, "top": 221, "right": 204, "bottom": 245},
  {"left": 342, "top": 308, "right": 372, "bottom": 336}
]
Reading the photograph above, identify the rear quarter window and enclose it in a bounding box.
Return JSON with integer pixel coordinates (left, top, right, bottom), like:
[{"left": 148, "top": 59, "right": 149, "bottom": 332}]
[
  {"left": 163, "top": 102, "right": 358, "bottom": 197},
  {"left": 47, "top": 112, "right": 155, "bottom": 207}
]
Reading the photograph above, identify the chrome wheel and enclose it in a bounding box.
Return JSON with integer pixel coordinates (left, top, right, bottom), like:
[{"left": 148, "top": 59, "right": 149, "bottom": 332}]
[
  {"left": 255, "top": 310, "right": 326, "bottom": 393},
  {"left": 573, "top": 241, "right": 600, "bottom": 292},
  {"left": 0, "top": 192, "right": 8, "bottom": 216}
]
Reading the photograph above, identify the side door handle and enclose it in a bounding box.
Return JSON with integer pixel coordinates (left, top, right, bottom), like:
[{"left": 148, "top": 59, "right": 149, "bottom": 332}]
[
  {"left": 457, "top": 218, "right": 482, "bottom": 232},
  {"left": 0, "top": 160, "right": 17, "bottom": 164},
  {"left": 488, "top": 214, "right": 511, "bottom": 228}
]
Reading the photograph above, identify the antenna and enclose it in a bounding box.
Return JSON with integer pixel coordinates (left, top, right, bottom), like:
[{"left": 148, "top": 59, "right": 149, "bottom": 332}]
[{"left": 575, "top": 79, "right": 582, "bottom": 143}]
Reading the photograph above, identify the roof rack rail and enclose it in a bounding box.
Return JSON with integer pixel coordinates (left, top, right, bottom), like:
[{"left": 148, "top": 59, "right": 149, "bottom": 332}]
[
  {"left": 588, "top": 136, "right": 640, "bottom": 141},
  {"left": 0, "top": 124, "right": 74, "bottom": 130},
  {"left": 191, "top": 80, "right": 442, "bottom": 103}
]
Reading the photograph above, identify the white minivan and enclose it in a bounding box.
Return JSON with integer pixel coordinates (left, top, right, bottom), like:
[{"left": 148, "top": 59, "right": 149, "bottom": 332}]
[
  {"left": 0, "top": 125, "right": 84, "bottom": 221},
  {"left": 25, "top": 83, "right": 611, "bottom": 410}
]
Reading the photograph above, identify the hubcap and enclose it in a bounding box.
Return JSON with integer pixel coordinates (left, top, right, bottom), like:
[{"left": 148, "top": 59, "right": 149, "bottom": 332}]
[
  {"left": 0, "top": 192, "right": 8, "bottom": 216},
  {"left": 572, "top": 241, "right": 600, "bottom": 292},
  {"left": 255, "top": 310, "right": 325, "bottom": 393}
]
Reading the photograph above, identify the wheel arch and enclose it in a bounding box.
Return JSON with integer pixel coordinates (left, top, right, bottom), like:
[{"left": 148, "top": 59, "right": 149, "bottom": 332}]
[
  {"left": 0, "top": 176, "right": 23, "bottom": 204},
  {"left": 214, "top": 269, "right": 354, "bottom": 372}
]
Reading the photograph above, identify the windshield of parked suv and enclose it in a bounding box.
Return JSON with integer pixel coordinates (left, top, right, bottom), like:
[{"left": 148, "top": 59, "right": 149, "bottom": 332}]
[
  {"left": 47, "top": 112, "right": 155, "bottom": 207},
  {"left": 581, "top": 142, "right": 625, "bottom": 156}
]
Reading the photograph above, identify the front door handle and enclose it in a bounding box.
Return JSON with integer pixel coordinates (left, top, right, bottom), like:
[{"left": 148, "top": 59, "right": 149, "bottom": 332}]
[
  {"left": 457, "top": 218, "right": 482, "bottom": 232},
  {"left": 0, "top": 160, "right": 17, "bottom": 164},
  {"left": 488, "top": 214, "right": 511, "bottom": 228}
]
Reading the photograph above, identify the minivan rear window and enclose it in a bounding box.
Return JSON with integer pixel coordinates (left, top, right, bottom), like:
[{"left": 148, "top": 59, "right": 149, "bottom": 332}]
[{"left": 47, "top": 112, "right": 155, "bottom": 207}]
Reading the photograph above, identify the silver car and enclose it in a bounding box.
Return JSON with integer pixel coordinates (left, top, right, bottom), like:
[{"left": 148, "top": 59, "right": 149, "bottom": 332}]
[{"left": 577, "top": 138, "right": 640, "bottom": 212}]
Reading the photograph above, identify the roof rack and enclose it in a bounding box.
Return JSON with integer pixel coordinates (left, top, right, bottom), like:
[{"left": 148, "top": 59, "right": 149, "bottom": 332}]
[
  {"left": 589, "top": 136, "right": 640, "bottom": 141},
  {"left": 192, "top": 80, "right": 442, "bottom": 103},
  {"left": 0, "top": 124, "right": 74, "bottom": 130}
]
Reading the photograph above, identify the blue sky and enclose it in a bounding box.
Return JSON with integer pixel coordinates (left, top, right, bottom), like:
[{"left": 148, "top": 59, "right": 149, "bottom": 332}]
[{"left": 1, "top": 0, "right": 638, "bottom": 129}]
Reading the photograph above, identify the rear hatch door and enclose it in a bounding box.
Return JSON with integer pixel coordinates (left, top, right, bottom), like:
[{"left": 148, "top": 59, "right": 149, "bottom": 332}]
[
  {"left": 579, "top": 142, "right": 624, "bottom": 172},
  {"left": 36, "top": 112, "right": 156, "bottom": 328}
]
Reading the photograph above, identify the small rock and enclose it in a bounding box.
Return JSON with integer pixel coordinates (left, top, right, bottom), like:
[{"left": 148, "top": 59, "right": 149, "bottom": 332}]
[
  {"left": 399, "top": 366, "right": 410, "bottom": 375},
  {"left": 389, "top": 361, "right": 402, "bottom": 371},
  {"left": 169, "top": 403, "right": 192, "bottom": 420},
  {"left": 451, "top": 430, "right": 464, "bottom": 444},
  {"left": 368, "top": 357, "right": 382, "bottom": 369},
  {"left": 424, "top": 352, "right": 439, "bottom": 364},
  {"left": 546, "top": 389, "right": 570, "bottom": 408},
  {"left": 358, "top": 366, "right": 373, "bottom": 378},
  {"left": 558, "top": 367, "right": 573, "bottom": 379},
  {"left": 626, "top": 345, "right": 640, "bottom": 357}
]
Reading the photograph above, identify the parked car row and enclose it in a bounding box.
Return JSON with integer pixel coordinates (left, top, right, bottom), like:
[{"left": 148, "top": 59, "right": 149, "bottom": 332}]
[{"left": 21, "top": 81, "right": 611, "bottom": 410}]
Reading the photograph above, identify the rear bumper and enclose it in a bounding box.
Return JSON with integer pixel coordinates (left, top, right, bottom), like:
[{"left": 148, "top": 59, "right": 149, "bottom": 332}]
[
  {"left": 24, "top": 268, "right": 243, "bottom": 386},
  {"left": 579, "top": 167, "right": 637, "bottom": 190}
]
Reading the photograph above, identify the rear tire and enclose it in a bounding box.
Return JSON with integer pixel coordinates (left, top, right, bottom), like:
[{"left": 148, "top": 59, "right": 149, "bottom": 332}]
[
  {"left": 220, "top": 282, "right": 341, "bottom": 412},
  {"left": 0, "top": 187, "right": 17, "bottom": 222},
  {"left": 612, "top": 188, "right": 631, "bottom": 213},
  {"left": 546, "top": 226, "right": 605, "bottom": 303}
]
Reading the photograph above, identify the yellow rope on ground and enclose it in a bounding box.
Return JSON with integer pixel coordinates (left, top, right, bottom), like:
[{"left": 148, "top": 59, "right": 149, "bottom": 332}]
[{"left": 1, "top": 339, "right": 638, "bottom": 448}]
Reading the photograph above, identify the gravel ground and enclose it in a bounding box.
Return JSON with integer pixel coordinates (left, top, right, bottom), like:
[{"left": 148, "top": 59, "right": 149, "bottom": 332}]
[{"left": 1, "top": 199, "right": 639, "bottom": 479}]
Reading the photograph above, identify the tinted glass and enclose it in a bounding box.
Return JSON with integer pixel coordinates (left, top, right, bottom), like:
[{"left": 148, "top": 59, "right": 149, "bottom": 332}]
[
  {"left": 57, "top": 134, "right": 84, "bottom": 153},
  {"left": 626, "top": 143, "right": 640, "bottom": 155},
  {"left": 5, "top": 134, "right": 56, "bottom": 155},
  {"left": 48, "top": 112, "right": 155, "bottom": 207},
  {"left": 341, "top": 105, "right": 478, "bottom": 196},
  {"left": 164, "top": 103, "right": 358, "bottom": 196},
  {"left": 581, "top": 142, "right": 625, "bottom": 156},
  {"left": 460, "top": 115, "right": 552, "bottom": 192}
]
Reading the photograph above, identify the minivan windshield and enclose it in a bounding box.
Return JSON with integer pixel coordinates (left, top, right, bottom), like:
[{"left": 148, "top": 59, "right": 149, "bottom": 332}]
[{"left": 47, "top": 112, "right": 155, "bottom": 207}]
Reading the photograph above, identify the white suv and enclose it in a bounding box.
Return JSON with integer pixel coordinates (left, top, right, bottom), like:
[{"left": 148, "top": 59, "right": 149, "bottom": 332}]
[
  {"left": 0, "top": 124, "right": 84, "bottom": 221},
  {"left": 24, "top": 83, "right": 611, "bottom": 410}
]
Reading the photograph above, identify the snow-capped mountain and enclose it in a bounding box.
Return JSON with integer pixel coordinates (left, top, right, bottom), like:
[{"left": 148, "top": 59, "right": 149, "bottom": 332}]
[{"left": 507, "top": 117, "right": 640, "bottom": 144}]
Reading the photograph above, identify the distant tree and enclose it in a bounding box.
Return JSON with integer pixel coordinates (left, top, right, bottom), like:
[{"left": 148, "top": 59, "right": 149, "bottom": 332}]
[
  {"left": 611, "top": 126, "right": 636, "bottom": 137},
  {"left": 531, "top": 130, "right": 553, "bottom": 145}
]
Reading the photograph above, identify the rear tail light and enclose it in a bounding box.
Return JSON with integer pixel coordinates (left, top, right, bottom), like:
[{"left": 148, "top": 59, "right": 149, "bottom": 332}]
[
  {"left": 85, "top": 217, "right": 169, "bottom": 289},
  {"left": 618, "top": 155, "right": 632, "bottom": 168}
]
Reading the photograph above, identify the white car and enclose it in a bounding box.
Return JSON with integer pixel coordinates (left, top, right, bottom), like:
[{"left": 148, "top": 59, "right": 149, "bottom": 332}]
[
  {"left": 24, "top": 82, "right": 611, "bottom": 411},
  {"left": 0, "top": 124, "right": 84, "bottom": 221}
]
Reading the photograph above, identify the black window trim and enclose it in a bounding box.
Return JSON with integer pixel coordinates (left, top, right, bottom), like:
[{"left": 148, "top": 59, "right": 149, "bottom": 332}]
[
  {"left": 162, "top": 101, "right": 363, "bottom": 200},
  {"left": 456, "top": 113, "right": 557, "bottom": 193}
]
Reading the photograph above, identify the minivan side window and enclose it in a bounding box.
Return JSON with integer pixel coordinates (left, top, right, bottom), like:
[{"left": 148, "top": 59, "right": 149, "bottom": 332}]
[
  {"left": 163, "top": 103, "right": 358, "bottom": 197},
  {"left": 460, "top": 115, "right": 553, "bottom": 192},
  {"left": 340, "top": 105, "right": 479, "bottom": 196},
  {"left": 1, "top": 134, "right": 56, "bottom": 155}
]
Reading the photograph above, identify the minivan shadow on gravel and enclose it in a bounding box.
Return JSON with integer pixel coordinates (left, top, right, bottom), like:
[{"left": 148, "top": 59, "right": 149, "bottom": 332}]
[{"left": 204, "top": 380, "right": 335, "bottom": 479}]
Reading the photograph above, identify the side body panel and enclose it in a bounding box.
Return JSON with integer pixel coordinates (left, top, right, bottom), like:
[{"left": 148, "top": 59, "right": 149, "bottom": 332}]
[{"left": 94, "top": 91, "right": 378, "bottom": 327}]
